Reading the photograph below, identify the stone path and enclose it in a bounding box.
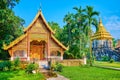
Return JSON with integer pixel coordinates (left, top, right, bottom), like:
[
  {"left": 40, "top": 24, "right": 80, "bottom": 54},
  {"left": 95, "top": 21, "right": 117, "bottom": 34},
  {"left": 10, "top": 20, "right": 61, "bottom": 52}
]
[
  {"left": 47, "top": 74, "right": 69, "bottom": 80},
  {"left": 40, "top": 68, "right": 69, "bottom": 80},
  {"left": 94, "top": 65, "right": 120, "bottom": 71}
]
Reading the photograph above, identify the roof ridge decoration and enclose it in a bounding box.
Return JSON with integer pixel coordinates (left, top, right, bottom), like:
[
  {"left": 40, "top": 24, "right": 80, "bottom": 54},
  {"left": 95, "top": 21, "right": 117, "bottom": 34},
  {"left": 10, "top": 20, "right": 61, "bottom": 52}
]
[
  {"left": 91, "top": 18, "right": 113, "bottom": 40},
  {"left": 24, "top": 10, "right": 55, "bottom": 34}
]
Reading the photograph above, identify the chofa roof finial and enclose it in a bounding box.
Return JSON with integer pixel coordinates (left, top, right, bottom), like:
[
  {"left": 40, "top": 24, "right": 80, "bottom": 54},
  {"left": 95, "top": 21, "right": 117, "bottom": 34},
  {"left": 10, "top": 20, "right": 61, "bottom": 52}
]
[
  {"left": 39, "top": 3, "right": 42, "bottom": 11},
  {"left": 99, "top": 15, "right": 102, "bottom": 23}
]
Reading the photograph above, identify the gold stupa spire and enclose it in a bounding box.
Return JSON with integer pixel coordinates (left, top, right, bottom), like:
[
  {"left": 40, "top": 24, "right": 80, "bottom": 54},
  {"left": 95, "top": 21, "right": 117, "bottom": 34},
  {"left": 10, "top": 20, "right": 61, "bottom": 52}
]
[{"left": 91, "top": 18, "right": 113, "bottom": 40}]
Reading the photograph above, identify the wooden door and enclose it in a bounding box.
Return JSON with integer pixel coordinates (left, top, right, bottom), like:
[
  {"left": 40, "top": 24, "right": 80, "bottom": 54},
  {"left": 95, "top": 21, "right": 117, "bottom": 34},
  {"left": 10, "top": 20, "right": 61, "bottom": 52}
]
[{"left": 30, "top": 45, "right": 43, "bottom": 60}]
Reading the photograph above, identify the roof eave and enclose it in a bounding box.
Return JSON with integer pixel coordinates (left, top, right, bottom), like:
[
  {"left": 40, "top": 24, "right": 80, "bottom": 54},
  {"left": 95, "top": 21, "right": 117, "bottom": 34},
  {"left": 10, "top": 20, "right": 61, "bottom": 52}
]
[
  {"left": 51, "top": 35, "right": 68, "bottom": 50},
  {"left": 24, "top": 11, "right": 55, "bottom": 34}
]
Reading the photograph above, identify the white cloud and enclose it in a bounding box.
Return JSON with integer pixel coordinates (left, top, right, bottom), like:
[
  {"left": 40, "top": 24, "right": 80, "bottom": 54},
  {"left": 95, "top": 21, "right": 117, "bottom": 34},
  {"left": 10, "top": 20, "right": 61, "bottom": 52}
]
[
  {"left": 103, "top": 15, "right": 120, "bottom": 39},
  {"left": 103, "top": 15, "right": 120, "bottom": 30}
]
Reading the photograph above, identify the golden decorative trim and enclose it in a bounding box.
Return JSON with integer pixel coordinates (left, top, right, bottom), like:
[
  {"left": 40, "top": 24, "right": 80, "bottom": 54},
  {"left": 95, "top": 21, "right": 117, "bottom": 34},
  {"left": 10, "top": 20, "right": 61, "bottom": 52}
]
[
  {"left": 4, "top": 34, "right": 27, "bottom": 50},
  {"left": 24, "top": 10, "right": 55, "bottom": 34},
  {"left": 51, "top": 34, "right": 68, "bottom": 50},
  {"left": 91, "top": 19, "right": 113, "bottom": 40}
]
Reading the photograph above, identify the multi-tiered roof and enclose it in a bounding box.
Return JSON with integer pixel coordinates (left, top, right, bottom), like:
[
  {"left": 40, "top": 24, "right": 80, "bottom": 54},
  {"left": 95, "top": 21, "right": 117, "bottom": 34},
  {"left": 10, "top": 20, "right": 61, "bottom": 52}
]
[{"left": 91, "top": 19, "right": 113, "bottom": 40}]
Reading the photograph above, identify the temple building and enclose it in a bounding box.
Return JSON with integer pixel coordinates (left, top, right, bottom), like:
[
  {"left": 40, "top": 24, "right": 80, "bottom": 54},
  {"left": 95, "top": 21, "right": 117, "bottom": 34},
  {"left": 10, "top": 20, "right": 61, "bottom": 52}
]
[
  {"left": 4, "top": 10, "right": 67, "bottom": 61},
  {"left": 115, "top": 40, "right": 120, "bottom": 52},
  {"left": 91, "top": 19, "right": 118, "bottom": 60},
  {"left": 116, "top": 40, "right": 120, "bottom": 48}
]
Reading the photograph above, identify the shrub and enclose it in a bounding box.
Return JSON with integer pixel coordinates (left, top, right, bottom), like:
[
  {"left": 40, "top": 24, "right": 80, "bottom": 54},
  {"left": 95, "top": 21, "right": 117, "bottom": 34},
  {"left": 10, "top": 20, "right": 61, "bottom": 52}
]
[
  {"left": 10, "top": 57, "right": 21, "bottom": 70},
  {"left": 26, "top": 63, "right": 39, "bottom": 74},
  {"left": 14, "top": 57, "right": 20, "bottom": 67},
  {"left": 55, "top": 62, "right": 63, "bottom": 72},
  {"left": 109, "top": 59, "right": 114, "bottom": 63},
  {"left": 4, "top": 61, "right": 12, "bottom": 70},
  {"left": 51, "top": 63, "right": 56, "bottom": 71},
  {"left": 0, "top": 61, "right": 12, "bottom": 71},
  {"left": 51, "top": 62, "right": 63, "bottom": 72},
  {"left": 0, "top": 61, "right": 4, "bottom": 71},
  {"left": 101, "top": 56, "right": 109, "bottom": 61}
]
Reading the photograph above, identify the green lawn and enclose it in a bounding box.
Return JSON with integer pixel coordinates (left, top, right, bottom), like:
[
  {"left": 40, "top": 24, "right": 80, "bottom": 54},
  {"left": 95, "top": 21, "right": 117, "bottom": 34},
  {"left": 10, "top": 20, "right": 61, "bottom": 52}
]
[
  {"left": 59, "top": 66, "right": 120, "bottom": 80},
  {"left": 94, "top": 61, "right": 120, "bottom": 68},
  {"left": 0, "top": 70, "right": 45, "bottom": 80}
]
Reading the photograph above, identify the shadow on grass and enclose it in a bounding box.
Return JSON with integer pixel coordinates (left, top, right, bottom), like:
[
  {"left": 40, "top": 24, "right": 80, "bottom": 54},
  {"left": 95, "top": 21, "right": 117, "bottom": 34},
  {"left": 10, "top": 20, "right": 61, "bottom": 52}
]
[{"left": 0, "top": 70, "right": 19, "bottom": 80}]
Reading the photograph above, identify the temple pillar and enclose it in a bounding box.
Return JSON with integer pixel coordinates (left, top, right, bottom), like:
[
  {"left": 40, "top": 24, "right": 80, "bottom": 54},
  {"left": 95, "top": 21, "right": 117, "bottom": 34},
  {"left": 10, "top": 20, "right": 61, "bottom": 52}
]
[
  {"left": 11, "top": 47, "right": 14, "bottom": 61},
  {"left": 110, "top": 40, "right": 112, "bottom": 49},
  {"left": 83, "top": 56, "right": 87, "bottom": 64},
  {"left": 44, "top": 43, "right": 47, "bottom": 59},
  {"left": 60, "top": 50, "right": 63, "bottom": 60},
  {"left": 27, "top": 32, "right": 30, "bottom": 61},
  {"left": 47, "top": 34, "right": 50, "bottom": 59}
]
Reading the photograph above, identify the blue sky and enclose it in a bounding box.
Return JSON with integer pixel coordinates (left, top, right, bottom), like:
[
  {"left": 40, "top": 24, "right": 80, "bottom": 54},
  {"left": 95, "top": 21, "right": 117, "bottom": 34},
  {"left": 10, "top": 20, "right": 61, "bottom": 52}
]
[{"left": 13, "top": 0, "right": 120, "bottom": 39}]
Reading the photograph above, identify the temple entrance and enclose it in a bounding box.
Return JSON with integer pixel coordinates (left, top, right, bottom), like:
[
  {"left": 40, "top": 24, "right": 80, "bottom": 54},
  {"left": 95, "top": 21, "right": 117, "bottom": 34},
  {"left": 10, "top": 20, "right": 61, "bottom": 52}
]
[{"left": 30, "top": 40, "right": 46, "bottom": 61}]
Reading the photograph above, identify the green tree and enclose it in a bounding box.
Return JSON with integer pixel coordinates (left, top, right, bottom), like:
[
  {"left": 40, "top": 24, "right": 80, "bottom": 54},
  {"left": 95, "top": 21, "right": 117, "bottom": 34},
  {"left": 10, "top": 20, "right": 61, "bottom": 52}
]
[
  {"left": 0, "top": 0, "right": 24, "bottom": 60},
  {"left": 62, "top": 7, "right": 87, "bottom": 58},
  {"left": 112, "top": 38, "right": 117, "bottom": 48},
  {"left": 61, "top": 6, "right": 99, "bottom": 60},
  {"left": 84, "top": 6, "right": 99, "bottom": 66},
  {"left": 48, "top": 21, "right": 63, "bottom": 41}
]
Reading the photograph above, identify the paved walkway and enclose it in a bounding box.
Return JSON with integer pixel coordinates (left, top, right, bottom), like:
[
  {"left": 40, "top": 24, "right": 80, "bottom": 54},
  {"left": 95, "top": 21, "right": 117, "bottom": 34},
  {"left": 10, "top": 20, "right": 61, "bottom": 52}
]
[
  {"left": 94, "top": 65, "right": 120, "bottom": 71},
  {"left": 40, "top": 68, "right": 69, "bottom": 80},
  {"left": 47, "top": 74, "right": 69, "bottom": 80}
]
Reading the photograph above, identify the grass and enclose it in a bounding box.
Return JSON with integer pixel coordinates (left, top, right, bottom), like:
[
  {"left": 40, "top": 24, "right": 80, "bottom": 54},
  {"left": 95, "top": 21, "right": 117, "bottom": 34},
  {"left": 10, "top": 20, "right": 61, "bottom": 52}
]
[
  {"left": 59, "top": 66, "right": 120, "bottom": 80},
  {"left": 94, "top": 61, "right": 120, "bottom": 68},
  {"left": 0, "top": 70, "right": 45, "bottom": 80}
]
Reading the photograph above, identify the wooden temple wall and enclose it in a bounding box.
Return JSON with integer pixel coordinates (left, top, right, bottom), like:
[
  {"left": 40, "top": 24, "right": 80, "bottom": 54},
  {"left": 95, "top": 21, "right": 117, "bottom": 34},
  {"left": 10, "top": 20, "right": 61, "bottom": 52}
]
[
  {"left": 8, "top": 37, "right": 27, "bottom": 60},
  {"left": 12, "top": 38, "right": 27, "bottom": 52},
  {"left": 49, "top": 38, "right": 64, "bottom": 60}
]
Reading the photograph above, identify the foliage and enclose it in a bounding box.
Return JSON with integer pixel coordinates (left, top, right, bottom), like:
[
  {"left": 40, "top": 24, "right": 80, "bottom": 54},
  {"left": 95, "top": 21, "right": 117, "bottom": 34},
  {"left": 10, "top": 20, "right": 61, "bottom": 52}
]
[
  {"left": 112, "top": 38, "right": 117, "bottom": 48},
  {"left": 55, "top": 62, "right": 63, "bottom": 72},
  {"left": 61, "top": 6, "right": 99, "bottom": 59},
  {"left": 59, "top": 66, "right": 120, "bottom": 80},
  {"left": 48, "top": 6, "right": 99, "bottom": 59},
  {"left": 101, "top": 56, "right": 109, "bottom": 61},
  {"left": 9, "top": 57, "right": 21, "bottom": 70},
  {"left": 109, "top": 59, "right": 114, "bottom": 63},
  {"left": 0, "top": 0, "right": 24, "bottom": 60},
  {"left": 48, "top": 21, "right": 63, "bottom": 41},
  {"left": 14, "top": 57, "right": 20, "bottom": 67},
  {"left": 26, "top": 63, "right": 39, "bottom": 74},
  {"left": 0, "top": 61, "right": 12, "bottom": 71},
  {"left": 0, "top": 59, "right": 21, "bottom": 71},
  {"left": 51, "top": 62, "right": 63, "bottom": 72},
  {"left": 0, "top": 70, "right": 45, "bottom": 80}
]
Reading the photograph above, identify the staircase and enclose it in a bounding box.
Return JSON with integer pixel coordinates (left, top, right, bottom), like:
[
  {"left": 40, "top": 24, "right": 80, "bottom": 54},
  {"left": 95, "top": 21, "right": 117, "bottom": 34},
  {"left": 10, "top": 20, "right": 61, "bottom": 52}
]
[{"left": 39, "top": 60, "right": 48, "bottom": 68}]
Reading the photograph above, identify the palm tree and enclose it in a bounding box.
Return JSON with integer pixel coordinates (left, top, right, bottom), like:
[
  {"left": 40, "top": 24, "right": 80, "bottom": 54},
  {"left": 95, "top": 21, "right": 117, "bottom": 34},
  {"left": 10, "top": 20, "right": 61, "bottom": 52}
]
[
  {"left": 84, "top": 6, "right": 99, "bottom": 66},
  {"left": 63, "top": 12, "right": 74, "bottom": 46},
  {"left": 73, "top": 6, "right": 87, "bottom": 58}
]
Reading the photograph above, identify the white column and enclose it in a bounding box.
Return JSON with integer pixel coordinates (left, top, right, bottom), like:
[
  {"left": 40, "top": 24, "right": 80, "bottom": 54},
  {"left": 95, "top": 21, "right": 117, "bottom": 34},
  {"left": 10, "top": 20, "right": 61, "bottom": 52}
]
[
  {"left": 27, "top": 57, "right": 30, "bottom": 61},
  {"left": 48, "top": 56, "right": 51, "bottom": 59},
  {"left": 83, "top": 56, "right": 87, "bottom": 65},
  {"left": 11, "top": 57, "right": 14, "bottom": 61},
  {"left": 61, "top": 56, "right": 63, "bottom": 60}
]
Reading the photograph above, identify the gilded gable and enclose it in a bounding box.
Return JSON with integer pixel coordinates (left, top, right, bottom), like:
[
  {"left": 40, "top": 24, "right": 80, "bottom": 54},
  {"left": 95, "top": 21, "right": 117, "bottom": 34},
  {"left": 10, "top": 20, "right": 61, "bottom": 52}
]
[
  {"left": 29, "top": 18, "right": 47, "bottom": 33},
  {"left": 12, "top": 37, "right": 27, "bottom": 51}
]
